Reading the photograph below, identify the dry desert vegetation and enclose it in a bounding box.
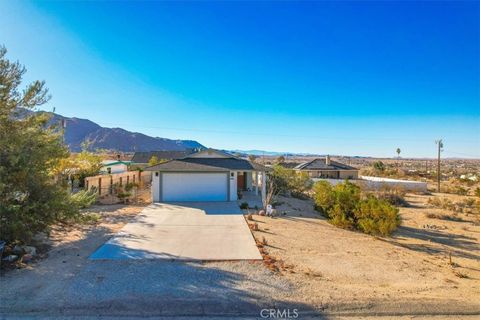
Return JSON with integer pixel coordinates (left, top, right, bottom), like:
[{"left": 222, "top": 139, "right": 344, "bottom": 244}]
[{"left": 249, "top": 192, "right": 480, "bottom": 313}]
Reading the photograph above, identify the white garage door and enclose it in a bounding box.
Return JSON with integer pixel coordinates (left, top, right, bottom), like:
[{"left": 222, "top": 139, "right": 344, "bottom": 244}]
[{"left": 162, "top": 173, "right": 228, "bottom": 202}]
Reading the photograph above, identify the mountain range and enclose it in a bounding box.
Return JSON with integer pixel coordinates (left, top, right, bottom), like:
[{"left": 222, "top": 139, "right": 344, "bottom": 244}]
[{"left": 43, "top": 112, "right": 204, "bottom": 152}]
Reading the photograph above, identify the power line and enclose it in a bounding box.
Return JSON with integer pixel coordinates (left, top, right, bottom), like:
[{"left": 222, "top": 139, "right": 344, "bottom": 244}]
[{"left": 443, "top": 150, "right": 480, "bottom": 158}]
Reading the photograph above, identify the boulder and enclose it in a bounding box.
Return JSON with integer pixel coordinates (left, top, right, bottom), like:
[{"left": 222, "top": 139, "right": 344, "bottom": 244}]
[
  {"left": 258, "top": 210, "right": 265, "bottom": 216},
  {"left": 12, "top": 245, "right": 24, "bottom": 255},
  {"left": 2, "top": 255, "right": 18, "bottom": 262},
  {"left": 22, "top": 246, "right": 37, "bottom": 256},
  {"left": 22, "top": 254, "right": 33, "bottom": 263}
]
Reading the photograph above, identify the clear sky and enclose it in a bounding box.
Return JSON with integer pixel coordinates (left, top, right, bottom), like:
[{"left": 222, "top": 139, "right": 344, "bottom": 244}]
[{"left": 1, "top": 1, "right": 479, "bottom": 158}]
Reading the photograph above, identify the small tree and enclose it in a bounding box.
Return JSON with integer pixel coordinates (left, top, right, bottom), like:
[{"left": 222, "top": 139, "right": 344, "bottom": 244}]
[
  {"left": 263, "top": 173, "right": 277, "bottom": 210},
  {"left": 248, "top": 154, "right": 258, "bottom": 163},
  {"left": 53, "top": 145, "right": 102, "bottom": 188},
  {"left": 276, "top": 155, "right": 285, "bottom": 164},
  {"left": 396, "top": 148, "right": 401, "bottom": 158},
  {"left": 148, "top": 155, "right": 160, "bottom": 166},
  {"left": 0, "top": 46, "right": 77, "bottom": 242},
  {"left": 269, "top": 165, "right": 293, "bottom": 194},
  {"left": 373, "top": 161, "right": 385, "bottom": 172}
]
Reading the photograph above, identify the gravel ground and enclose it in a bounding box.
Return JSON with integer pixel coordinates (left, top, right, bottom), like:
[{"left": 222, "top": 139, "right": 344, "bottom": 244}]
[{"left": 1, "top": 259, "right": 304, "bottom": 318}]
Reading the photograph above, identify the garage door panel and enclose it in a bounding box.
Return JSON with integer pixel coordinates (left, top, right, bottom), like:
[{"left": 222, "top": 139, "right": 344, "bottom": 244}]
[{"left": 162, "top": 173, "right": 228, "bottom": 202}]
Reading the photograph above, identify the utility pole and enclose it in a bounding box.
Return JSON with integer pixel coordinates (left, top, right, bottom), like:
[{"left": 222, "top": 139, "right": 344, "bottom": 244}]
[
  {"left": 435, "top": 139, "right": 443, "bottom": 192},
  {"left": 60, "top": 118, "right": 67, "bottom": 144}
]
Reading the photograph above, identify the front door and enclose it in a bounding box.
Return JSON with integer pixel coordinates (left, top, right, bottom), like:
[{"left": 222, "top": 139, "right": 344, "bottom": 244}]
[{"left": 237, "top": 172, "right": 246, "bottom": 191}]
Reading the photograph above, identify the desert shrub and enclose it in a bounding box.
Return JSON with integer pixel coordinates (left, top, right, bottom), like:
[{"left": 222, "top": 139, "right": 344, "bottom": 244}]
[
  {"left": 124, "top": 182, "right": 139, "bottom": 192},
  {"left": 313, "top": 180, "right": 400, "bottom": 236},
  {"left": 427, "top": 197, "right": 442, "bottom": 207},
  {"left": 474, "top": 187, "right": 480, "bottom": 198},
  {"left": 78, "top": 212, "right": 101, "bottom": 224},
  {"left": 239, "top": 202, "right": 249, "bottom": 209},
  {"left": 373, "top": 161, "right": 385, "bottom": 172},
  {"left": 70, "top": 188, "right": 97, "bottom": 209},
  {"left": 463, "top": 198, "right": 476, "bottom": 207},
  {"left": 327, "top": 181, "right": 361, "bottom": 228},
  {"left": 354, "top": 197, "right": 400, "bottom": 236},
  {"left": 313, "top": 180, "right": 360, "bottom": 228},
  {"left": 291, "top": 191, "right": 310, "bottom": 200},
  {"left": 312, "top": 181, "right": 335, "bottom": 216},
  {"left": 455, "top": 186, "right": 468, "bottom": 196}
]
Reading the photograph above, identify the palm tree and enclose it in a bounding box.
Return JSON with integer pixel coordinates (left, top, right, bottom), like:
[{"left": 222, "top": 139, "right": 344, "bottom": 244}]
[{"left": 396, "top": 148, "right": 401, "bottom": 158}]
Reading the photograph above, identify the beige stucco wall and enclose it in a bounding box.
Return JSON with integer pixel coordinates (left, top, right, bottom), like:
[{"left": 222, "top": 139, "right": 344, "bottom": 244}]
[{"left": 339, "top": 170, "right": 359, "bottom": 179}]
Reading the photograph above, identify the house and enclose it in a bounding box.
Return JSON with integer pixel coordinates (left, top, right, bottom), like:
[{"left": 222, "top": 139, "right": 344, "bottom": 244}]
[
  {"left": 100, "top": 160, "right": 132, "bottom": 174},
  {"left": 294, "top": 156, "right": 358, "bottom": 179},
  {"left": 145, "top": 149, "right": 270, "bottom": 202},
  {"left": 130, "top": 150, "right": 196, "bottom": 167}
]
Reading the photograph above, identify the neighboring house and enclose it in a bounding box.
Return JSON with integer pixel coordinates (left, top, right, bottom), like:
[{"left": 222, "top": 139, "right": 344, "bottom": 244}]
[
  {"left": 130, "top": 150, "right": 196, "bottom": 167},
  {"left": 145, "top": 149, "right": 270, "bottom": 202},
  {"left": 100, "top": 160, "right": 132, "bottom": 174},
  {"left": 294, "top": 156, "right": 359, "bottom": 179}
]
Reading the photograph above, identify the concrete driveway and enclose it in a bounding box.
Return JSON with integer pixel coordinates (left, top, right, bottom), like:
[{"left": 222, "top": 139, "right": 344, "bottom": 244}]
[{"left": 90, "top": 202, "right": 262, "bottom": 260}]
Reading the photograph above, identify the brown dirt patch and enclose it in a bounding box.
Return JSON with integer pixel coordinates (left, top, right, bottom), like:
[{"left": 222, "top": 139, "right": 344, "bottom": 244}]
[{"left": 250, "top": 194, "right": 480, "bottom": 309}]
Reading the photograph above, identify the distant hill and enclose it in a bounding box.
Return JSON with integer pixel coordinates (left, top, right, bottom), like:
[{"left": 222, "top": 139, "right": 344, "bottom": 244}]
[{"left": 39, "top": 111, "right": 205, "bottom": 152}]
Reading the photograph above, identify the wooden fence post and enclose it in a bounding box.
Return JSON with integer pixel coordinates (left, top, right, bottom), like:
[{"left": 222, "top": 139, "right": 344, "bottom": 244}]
[{"left": 98, "top": 177, "right": 102, "bottom": 195}]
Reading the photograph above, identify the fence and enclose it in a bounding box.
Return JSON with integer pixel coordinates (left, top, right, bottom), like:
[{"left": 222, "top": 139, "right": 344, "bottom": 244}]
[{"left": 84, "top": 171, "right": 152, "bottom": 204}]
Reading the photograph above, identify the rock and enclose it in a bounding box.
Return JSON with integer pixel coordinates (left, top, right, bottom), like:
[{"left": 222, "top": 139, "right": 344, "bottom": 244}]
[
  {"left": 2, "top": 255, "right": 18, "bottom": 262},
  {"left": 12, "top": 245, "right": 24, "bottom": 255},
  {"left": 258, "top": 210, "right": 265, "bottom": 216},
  {"left": 22, "top": 246, "right": 37, "bottom": 256},
  {"left": 32, "top": 232, "right": 48, "bottom": 242},
  {"left": 22, "top": 254, "right": 33, "bottom": 263}
]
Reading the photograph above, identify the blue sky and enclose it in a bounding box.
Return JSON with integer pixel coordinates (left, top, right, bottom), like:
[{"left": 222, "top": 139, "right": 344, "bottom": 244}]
[{"left": 1, "top": 1, "right": 479, "bottom": 158}]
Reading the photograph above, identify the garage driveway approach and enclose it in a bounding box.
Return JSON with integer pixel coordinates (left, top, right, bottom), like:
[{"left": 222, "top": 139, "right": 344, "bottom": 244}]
[{"left": 90, "top": 202, "right": 262, "bottom": 260}]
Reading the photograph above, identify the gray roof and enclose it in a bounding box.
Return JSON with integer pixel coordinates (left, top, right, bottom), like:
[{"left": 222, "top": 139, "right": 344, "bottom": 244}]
[
  {"left": 145, "top": 157, "right": 271, "bottom": 172},
  {"left": 131, "top": 150, "right": 194, "bottom": 164},
  {"left": 295, "top": 158, "right": 358, "bottom": 171}
]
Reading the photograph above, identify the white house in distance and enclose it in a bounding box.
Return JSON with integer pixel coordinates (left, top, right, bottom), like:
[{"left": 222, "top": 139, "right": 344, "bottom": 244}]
[
  {"left": 145, "top": 149, "right": 270, "bottom": 203},
  {"left": 100, "top": 160, "right": 132, "bottom": 174}
]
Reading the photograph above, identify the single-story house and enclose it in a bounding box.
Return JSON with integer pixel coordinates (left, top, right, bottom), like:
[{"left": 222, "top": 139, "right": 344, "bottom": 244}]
[
  {"left": 294, "top": 156, "right": 358, "bottom": 179},
  {"left": 130, "top": 150, "right": 197, "bottom": 167},
  {"left": 145, "top": 149, "right": 270, "bottom": 202},
  {"left": 100, "top": 160, "right": 132, "bottom": 174}
]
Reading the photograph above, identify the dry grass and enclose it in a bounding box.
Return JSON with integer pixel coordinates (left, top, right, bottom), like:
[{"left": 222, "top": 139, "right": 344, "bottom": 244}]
[{"left": 250, "top": 193, "right": 480, "bottom": 307}]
